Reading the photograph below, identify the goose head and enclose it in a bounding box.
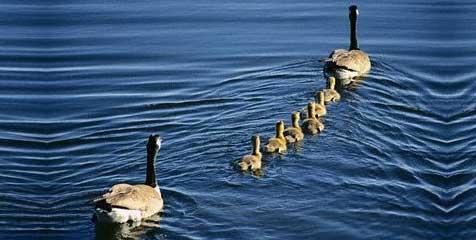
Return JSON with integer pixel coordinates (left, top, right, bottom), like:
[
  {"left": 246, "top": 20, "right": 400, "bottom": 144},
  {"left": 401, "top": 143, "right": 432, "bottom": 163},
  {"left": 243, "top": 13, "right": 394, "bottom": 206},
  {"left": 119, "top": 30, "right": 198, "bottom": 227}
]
[
  {"left": 147, "top": 134, "right": 162, "bottom": 153},
  {"left": 349, "top": 5, "right": 358, "bottom": 19}
]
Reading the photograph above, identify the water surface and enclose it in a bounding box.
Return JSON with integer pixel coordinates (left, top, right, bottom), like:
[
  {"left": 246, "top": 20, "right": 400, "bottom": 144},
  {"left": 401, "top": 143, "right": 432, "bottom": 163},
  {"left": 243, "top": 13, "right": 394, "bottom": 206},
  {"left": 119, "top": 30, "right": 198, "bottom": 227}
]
[{"left": 0, "top": 0, "right": 474, "bottom": 239}]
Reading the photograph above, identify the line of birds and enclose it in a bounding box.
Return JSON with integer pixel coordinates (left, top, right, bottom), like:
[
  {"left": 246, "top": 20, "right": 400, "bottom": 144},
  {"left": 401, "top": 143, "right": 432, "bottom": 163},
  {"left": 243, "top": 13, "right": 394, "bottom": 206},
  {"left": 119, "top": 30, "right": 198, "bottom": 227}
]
[
  {"left": 92, "top": 5, "right": 371, "bottom": 225},
  {"left": 238, "top": 5, "right": 371, "bottom": 175}
]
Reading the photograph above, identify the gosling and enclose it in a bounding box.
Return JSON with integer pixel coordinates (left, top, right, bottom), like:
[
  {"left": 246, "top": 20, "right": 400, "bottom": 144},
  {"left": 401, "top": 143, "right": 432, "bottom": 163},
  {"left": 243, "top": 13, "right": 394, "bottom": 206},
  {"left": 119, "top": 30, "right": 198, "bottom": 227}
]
[
  {"left": 301, "top": 102, "right": 324, "bottom": 135},
  {"left": 314, "top": 91, "right": 327, "bottom": 117},
  {"left": 323, "top": 77, "right": 341, "bottom": 103},
  {"left": 265, "top": 121, "right": 287, "bottom": 154},
  {"left": 284, "top": 112, "right": 304, "bottom": 143},
  {"left": 238, "top": 135, "right": 262, "bottom": 172}
]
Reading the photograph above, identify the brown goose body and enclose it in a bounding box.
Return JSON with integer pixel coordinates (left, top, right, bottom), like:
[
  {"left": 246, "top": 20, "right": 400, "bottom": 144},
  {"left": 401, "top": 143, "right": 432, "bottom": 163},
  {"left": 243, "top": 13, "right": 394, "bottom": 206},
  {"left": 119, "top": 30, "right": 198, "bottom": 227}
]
[
  {"left": 324, "top": 49, "right": 370, "bottom": 79},
  {"left": 94, "top": 184, "right": 163, "bottom": 219}
]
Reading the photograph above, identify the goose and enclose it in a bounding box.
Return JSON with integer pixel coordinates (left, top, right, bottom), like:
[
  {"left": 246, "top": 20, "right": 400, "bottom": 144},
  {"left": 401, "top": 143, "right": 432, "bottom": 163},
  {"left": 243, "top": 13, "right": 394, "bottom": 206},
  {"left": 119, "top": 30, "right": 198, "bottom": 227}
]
[
  {"left": 323, "top": 5, "right": 371, "bottom": 80},
  {"left": 323, "top": 77, "right": 341, "bottom": 103},
  {"left": 314, "top": 91, "right": 327, "bottom": 117},
  {"left": 238, "top": 135, "right": 262, "bottom": 172},
  {"left": 265, "top": 121, "right": 287, "bottom": 153},
  {"left": 94, "top": 134, "right": 164, "bottom": 223},
  {"left": 284, "top": 112, "right": 304, "bottom": 143},
  {"left": 301, "top": 102, "right": 324, "bottom": 135}
]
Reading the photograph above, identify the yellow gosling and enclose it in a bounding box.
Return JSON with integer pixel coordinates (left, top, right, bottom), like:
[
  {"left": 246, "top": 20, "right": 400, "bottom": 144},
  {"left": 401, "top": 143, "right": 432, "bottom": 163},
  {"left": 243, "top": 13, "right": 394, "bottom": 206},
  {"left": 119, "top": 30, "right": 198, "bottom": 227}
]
[
  {"left": 301, "top": 102, "right": 324, "bottom": 135},
  {"left": 323, "top": 77, "right": 341, "bottom": 103},
  {"left": 265, "top": 121, "right": 287, "bottom": 154},
  {"left": 238, "top": 135, "right": 262, "bottom": 172},
  {"left": 284, "top": 112, "right": 304, "bottom": 143},
  {"left": 314, "top": 91, "right": 327, "bottom": 117}
]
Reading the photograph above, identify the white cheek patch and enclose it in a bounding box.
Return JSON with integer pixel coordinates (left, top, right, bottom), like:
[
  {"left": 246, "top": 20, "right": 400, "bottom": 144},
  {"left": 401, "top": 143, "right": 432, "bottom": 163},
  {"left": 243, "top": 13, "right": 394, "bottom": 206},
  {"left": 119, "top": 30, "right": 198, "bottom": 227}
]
[
  {"left": 356, "top": 9, "right": 359, "bottom": 15},
  {"left": 156, "top": 138, "right": 162, "bottom": 150}
]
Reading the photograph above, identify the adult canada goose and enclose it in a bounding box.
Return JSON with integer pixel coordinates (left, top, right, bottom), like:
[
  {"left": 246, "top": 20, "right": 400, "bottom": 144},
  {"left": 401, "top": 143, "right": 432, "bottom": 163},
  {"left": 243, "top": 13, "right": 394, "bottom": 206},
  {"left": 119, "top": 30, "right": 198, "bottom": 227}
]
[
  {"left": 284, "top": 112, "right": 304, "bottom": 143},
  {"left": 314, "top": 91, "right": 327, "bottom": 117},
  {"left": 94, "top": 135, "right": 164, "bottom": 223},
  {"left": 323, "top": 77, "right": 341, "bottom": 103},
  {"left": 302, "top": 102, "right": 324, "bottom": 135},
  {"left": 323, "top": 5, "right": 371, "bottom": 80},
  {"left": 265, "top": 121, "right": 287, "bottom": 153},
  {"left": 239, "top": 135, "right": 262, "bottom": 172}
]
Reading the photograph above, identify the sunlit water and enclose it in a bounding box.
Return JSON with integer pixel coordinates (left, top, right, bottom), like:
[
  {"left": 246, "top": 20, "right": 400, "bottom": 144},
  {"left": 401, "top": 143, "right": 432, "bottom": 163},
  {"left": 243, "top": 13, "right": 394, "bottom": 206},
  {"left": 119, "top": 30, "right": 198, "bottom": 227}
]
[{"left": 0, "top": 0, "right": 475, "bottom": 239}]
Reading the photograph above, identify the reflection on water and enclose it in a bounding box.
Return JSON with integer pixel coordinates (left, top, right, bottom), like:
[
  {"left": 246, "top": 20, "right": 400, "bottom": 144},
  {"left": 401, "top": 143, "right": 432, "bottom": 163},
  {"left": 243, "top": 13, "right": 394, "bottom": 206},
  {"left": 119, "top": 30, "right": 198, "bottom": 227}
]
[
  {"left": 1, "top": 0, "right": 475, "bottom": 239},
  {"left": 95, "top": 216, "right": 162, "bottom": 240}
]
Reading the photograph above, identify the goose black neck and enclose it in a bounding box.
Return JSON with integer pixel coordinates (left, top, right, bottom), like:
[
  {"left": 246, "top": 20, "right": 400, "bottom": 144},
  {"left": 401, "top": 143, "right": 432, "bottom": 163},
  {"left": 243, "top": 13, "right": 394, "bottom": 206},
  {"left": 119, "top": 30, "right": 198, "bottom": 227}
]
[
  {"left": 145, "top": 146, "right": 158, "bottom": 188},
  {"left": 349, "top": 15, "right": 359, "bottom": 50}
]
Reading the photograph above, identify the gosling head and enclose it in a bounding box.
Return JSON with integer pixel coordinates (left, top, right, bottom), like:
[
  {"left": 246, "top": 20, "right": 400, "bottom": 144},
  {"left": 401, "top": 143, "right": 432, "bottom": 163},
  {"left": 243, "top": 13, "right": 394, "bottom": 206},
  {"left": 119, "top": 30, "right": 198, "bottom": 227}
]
[
  {"left": 328, "top": 77, "right": 336, "bottom": 90},
  {"left": 307, "top": 102, "right": 315, "bottom": 117},
  {"left": 349, "top": 5, "right": 359, "bottom": 19},
  {"left": 147, "top": 134, "right": 162, "bottom": 154},
  {"left": 315, "top": 91, "right": 325, "bottom": 105},
  {"left": 291, "top": 112, "right": 300, "bottom": 126},
  {"left": 251, "top": 134, "right": 260, "bottom": 148},
  {"left": 276, "top": 121, "right": 285, "bottom": 135}
]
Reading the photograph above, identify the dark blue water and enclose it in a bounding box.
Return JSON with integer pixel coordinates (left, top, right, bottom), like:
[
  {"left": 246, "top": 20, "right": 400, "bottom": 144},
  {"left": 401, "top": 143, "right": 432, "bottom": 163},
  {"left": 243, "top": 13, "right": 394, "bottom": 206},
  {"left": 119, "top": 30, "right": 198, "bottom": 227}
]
[{"left": 1, "top": 0, "right": 475, "bottom": 239}]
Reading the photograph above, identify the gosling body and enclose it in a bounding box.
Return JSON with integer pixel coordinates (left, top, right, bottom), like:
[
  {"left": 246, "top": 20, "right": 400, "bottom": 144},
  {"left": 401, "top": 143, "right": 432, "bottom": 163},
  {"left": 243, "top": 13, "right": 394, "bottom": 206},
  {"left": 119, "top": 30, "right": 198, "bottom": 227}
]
[
  {"left": 239, "top": 135, "right": 262, "bottom": 172},
  {"left": 284, "top": 112, "right": 304, "bottom": 143},
  {"left": 265, "top": 121, "right": 287, "bottom": 153},
  {"left": 314, "top": 91, "right": 327, "bottom": 117},
  {"left": 302, "top": 102, "right": 324, "bottom": 135},
  {"left": 323, "top": 77, "right": 341, "bottom": 103}
]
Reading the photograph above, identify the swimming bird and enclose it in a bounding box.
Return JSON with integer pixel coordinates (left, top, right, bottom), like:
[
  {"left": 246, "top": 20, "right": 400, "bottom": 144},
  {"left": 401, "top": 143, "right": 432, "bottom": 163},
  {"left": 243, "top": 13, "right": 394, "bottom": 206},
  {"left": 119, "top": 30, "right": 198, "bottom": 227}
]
[
  {"left": 314, "top": 91, "right": 327, "bottom": 117},
  {"left": 284, "top": 112, "right": 304, "bottom": 143},
  {"left": 239, "top": 135, "right": 262, "bottom": 172},
  {"left": 323, "top": 5, "right": 371, "bottom": 80},
  {"left": 265, "top": 121, "right": 287, "bottom": 153},
  {"left": 301, "top": 102, "right": 324, "bottom": 135},
  {"left": 323, "top": 77, "right": 341, "bottom": 103},
  {"left": 94, "top": 135, "right": 164, "bottom": 223}
]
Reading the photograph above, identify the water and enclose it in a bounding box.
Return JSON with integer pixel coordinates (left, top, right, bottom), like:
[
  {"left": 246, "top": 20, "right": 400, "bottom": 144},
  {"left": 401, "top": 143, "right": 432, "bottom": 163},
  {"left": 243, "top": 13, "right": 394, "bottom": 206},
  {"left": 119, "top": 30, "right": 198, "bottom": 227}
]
[{"left": 0, "top": 0, "right": 474, "bottom": 239}]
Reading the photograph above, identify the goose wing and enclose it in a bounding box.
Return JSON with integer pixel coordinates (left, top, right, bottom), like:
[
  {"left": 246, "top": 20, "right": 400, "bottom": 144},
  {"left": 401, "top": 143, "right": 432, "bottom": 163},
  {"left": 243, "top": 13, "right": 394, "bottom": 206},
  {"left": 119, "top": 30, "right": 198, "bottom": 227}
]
[{"left": 94, "top": 184, "right": 163, "bottom": 213}]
